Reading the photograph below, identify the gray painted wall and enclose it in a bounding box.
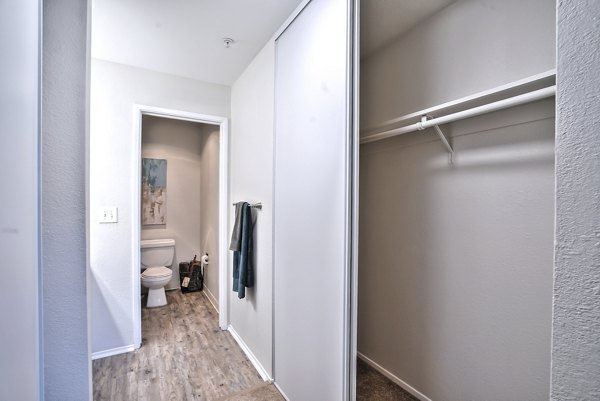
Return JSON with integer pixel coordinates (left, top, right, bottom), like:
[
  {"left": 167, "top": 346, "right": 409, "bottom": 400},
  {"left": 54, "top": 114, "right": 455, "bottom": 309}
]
[
  {"left": 359, "top": 1, "right": 555, "bottom": 400},
  {"left": 198, "top": 125, "right": 221, "bottom": 307},
  {"left": 229, "top": 40, "right": 277, "bottom": 378},
  {"left": 359, "top": 101, "right": 555, "bottom": 401},
  {"left": 552, "top": 1, "right": 600, "bottom": 400},
  {"left": 142, "top": 116, "right": 206, "bottom": 290},
  {"left": 0, "top": 1, "right": 42, "bottom": 399},
  {"left": 361, "top": 0, "right": 556, "bottom": 130},
  {"left": 141, "top": 117, "right": 220, "bottom": 300},
  {"left": 42, "top": 0, "right": 91, "bottom": 399}
]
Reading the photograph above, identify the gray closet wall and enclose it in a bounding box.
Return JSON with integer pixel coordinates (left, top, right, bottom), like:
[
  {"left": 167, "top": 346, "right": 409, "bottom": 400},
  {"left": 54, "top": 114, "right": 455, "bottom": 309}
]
[{"left": 359, "top": 1, "right": 556, "bottom": 400}]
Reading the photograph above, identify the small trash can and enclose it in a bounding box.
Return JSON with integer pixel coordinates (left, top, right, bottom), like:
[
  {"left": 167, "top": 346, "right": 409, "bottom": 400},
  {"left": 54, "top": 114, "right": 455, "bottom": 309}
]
[{"left": 179, "top": 261, "right": 203, "bottom": 293}]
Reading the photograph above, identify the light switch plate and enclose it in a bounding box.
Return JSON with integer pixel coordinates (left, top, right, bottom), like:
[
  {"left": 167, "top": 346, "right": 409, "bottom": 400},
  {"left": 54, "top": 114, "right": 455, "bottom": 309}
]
[{"left": 99, "top": 207, "right": 118, "bottom": 223}]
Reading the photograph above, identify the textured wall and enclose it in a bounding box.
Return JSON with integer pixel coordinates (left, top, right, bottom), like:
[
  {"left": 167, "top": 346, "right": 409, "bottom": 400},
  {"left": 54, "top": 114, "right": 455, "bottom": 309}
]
[
  {"left": 552, "top": 1, "right": 600, "bottom": 400},
  {"left": 42, "top": 0, "right": 91, "bottom": 399},
  {"left": 229, "top": 40, "right": 276, "bottom": 378}
]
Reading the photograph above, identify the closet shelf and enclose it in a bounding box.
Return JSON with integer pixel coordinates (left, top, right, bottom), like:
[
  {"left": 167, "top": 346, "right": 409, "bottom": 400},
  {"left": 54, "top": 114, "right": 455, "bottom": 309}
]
[
  {"left": 361, "top": 69, "right": 556, "bottom": 137},
  {"left": 360, "top": 70, "right": 557, "bottom": 163},
  {"left": 361, "top": 85, "right": 556, "bottom": 145}
]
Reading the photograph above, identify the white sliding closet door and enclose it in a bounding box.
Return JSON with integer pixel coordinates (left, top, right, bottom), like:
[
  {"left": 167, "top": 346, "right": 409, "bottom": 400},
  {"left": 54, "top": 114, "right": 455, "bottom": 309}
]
[
  {"left": 0, "top": 1, "right": 41, "bottom": 399},
  {"left": 274, "top": 0, "right": 356, "bottom": 400}
]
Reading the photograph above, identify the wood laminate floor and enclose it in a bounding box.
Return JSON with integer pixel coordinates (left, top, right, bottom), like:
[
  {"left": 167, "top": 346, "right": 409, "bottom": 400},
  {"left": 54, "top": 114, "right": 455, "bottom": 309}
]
[{"left": 93, "top": 290, "right": 283, "bottom": 401}]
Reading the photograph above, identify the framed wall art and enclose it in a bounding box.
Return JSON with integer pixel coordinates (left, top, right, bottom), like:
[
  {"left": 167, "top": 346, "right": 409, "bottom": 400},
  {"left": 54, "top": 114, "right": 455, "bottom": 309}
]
[{"left": 141, "top": 158, "right": 167, "bottom": 225}]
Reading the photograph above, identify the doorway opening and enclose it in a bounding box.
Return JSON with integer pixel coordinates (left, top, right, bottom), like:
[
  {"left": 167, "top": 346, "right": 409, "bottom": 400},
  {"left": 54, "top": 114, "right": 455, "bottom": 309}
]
[{"left": 132, "top": 105, "right": 229, "bottom": 347}]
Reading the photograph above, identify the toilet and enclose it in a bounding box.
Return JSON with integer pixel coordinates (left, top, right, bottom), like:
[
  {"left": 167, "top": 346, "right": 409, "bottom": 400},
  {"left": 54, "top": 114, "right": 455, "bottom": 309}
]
[{"left": 140, "top": 238, "right": 175, "bottom": 308}]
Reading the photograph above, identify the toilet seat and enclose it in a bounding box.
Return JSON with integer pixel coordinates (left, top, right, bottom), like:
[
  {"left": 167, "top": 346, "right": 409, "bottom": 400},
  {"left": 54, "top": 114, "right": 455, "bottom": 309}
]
[{"left": 142, "top": 266, "right": 171, "bottom": 278}]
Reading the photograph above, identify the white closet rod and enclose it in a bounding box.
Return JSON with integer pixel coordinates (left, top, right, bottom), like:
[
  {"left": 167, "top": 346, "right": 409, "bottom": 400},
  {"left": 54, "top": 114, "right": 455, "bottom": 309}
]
[{"left": 361, "top": 85, "right": 556, "bottom": 144}]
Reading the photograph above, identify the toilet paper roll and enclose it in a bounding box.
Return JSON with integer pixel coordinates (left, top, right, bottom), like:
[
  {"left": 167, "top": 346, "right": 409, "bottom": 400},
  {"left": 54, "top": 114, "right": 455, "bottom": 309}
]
[{"left": 200, "top": 254, "right": 209, "bottom": 265}]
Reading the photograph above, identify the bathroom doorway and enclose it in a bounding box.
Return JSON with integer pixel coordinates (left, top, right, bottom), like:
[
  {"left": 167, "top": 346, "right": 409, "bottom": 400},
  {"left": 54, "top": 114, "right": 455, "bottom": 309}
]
[{"left": 133, "top": 105, "right": 230, "bottom": 346}]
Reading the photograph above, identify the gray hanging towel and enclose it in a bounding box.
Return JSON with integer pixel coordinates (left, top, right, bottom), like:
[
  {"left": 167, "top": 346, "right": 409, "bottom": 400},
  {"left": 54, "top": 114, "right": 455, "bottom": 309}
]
[
  {"left": 229, "top": 201, "right": 246, "bottom": 251},
  {"left": 232, "top": 203, "right": 255, "bottom": 299}
]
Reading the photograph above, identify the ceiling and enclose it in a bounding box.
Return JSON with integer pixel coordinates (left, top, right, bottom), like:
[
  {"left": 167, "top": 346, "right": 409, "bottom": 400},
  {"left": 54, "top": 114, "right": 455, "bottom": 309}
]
[
  {"left": 91, "top": 0, "right": 304, "bottom": 85},
  {"left": 92, "top": 0, "right": 456, "bottom": 86}
]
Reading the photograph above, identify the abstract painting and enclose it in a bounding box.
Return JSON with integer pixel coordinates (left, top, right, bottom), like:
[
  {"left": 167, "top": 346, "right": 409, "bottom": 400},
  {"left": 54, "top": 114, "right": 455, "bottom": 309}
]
[{"left": 141, "top": 158, "right": 167, "bottom": 225}]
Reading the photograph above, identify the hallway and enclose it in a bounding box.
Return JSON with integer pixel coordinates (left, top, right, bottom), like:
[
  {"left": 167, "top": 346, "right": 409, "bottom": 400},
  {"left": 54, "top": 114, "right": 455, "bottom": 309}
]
[{"left": 92, "top": 291, "right": 283, "bottom": 401}]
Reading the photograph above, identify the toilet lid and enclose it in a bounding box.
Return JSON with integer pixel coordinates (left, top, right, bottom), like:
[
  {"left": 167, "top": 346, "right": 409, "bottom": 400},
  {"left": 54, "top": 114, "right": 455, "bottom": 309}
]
[{"left": 142, "top": 266, "right": 172, "bottom": 278}]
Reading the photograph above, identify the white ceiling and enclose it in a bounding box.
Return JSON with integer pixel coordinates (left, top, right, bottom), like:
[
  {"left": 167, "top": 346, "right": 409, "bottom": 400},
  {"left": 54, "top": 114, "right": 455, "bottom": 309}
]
[
  {"left": 361, "top": 0, "right": 456, "bottom": 58},
  {"left": 91, "top": 0, "right": 304, "bottom": 85},
  {"left": 92, "top": 0, "right": 456, "bottom": 86}
]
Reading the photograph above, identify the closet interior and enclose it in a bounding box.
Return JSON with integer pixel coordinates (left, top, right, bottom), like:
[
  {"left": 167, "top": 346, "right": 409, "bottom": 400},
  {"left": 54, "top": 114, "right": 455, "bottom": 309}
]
[{"left": 356, "top": 1, "right": 556, "bottom": 400}]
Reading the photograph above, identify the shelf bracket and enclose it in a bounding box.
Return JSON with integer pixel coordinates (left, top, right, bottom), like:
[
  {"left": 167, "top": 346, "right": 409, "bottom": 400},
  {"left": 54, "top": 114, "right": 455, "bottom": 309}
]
[{"left": 418, "top": 115, "right": 454, "bottom": 164}]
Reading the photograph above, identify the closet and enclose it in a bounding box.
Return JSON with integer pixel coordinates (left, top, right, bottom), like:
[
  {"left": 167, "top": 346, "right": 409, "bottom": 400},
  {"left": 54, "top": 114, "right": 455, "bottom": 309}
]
[{"left": 356, "top": 1, "right": 556, "bottom": 400}]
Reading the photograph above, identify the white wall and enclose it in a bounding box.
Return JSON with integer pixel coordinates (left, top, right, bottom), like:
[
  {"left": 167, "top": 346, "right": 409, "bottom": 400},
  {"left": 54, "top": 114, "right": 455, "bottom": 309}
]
[
  {"left": 198, "top": 125, "right": 221, "bottom": 307},
  {"left": 90, "top": 59, "right": 229, "bottom": 355},
  {"left": 361, "top": 0, "right": 556, "bottom": 130},
  {"left": 552, "top": 1, "right": 600, "bottom": 399},
  {"left": 0, "top": 1, "right": 42, "bottom": 399},
  {"left": 229, "top": 41, "right": 276, "bottom": 377},
  {"left": 141, "top": 116, "right": 219, "bottom": 292},
  {"left": 42, "top": 0, "right": 92, "bottom": 399},
  {"left": 358, "top": 1, "right": 555, "bottom": 400}
]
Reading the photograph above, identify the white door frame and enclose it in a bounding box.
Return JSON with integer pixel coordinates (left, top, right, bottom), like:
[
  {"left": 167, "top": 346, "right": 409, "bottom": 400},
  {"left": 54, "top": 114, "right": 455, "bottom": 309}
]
[{"left": 132, "top": 104, "right": 230, "bottom": 345}]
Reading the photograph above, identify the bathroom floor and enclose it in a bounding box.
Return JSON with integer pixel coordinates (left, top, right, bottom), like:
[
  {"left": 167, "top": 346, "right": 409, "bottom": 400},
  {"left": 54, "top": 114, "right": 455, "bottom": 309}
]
[{"left": 92, "top": 291, "right": 283, "bottom": 401}]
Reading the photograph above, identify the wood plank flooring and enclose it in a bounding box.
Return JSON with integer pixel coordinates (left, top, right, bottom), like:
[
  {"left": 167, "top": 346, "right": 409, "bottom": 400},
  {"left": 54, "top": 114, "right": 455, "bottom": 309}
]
[
  {"left": 94, "top": 289, "right": 419, "bottom": 400},
  {"left": 93, "top": 290, "right": 283, "bottom": 401}
]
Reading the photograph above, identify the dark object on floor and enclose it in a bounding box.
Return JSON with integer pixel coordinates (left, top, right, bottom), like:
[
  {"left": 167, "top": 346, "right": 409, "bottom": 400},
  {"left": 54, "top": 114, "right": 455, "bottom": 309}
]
[
  {"left": 356, "top": 358, "right": 419, "bottom": 401},
  {"left": 179, "top": 259, "right": 203, "bottom": 292}
]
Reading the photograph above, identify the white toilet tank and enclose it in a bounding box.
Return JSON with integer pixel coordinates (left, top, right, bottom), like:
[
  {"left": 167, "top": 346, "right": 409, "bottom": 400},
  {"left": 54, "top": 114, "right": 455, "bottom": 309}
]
[{"left": 140, "top": 238, "right": 175, "bottom": 268}]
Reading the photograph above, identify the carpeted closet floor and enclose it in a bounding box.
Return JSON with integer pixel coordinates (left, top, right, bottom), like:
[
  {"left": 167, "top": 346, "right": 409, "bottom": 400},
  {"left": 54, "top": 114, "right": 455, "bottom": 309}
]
[
  {"left": 356, "top": 359, "right": 418, "bottom": 401},
  {"left": 93, "top": 290, "right": 283, "bottom": 401}
]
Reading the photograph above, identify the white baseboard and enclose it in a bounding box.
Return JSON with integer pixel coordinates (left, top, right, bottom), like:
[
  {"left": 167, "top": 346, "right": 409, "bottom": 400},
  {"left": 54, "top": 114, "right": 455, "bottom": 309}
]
[
  {"left": 273, "top": 381, "right": 291, "bottom": 401},
  {"left": 357, "top": 352, "right": 432, "bottom": 401},
  {"left": 203, "top": 287, "right": 219, "bottom": 313},
  {"left": 92, "top": 343, "right": 138, "bottom": 360},
  {"left": 228, "top": 325, "right": 273, "bottom": 383}
]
